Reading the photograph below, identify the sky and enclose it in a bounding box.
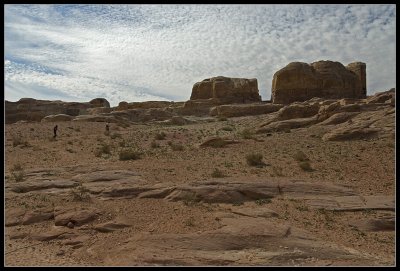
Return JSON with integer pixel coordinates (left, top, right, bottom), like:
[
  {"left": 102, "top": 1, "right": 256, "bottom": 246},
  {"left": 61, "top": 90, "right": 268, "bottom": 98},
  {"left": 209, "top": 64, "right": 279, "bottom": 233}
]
[{"left": 4, "top": 4, "right": 396, "bottom": 107}]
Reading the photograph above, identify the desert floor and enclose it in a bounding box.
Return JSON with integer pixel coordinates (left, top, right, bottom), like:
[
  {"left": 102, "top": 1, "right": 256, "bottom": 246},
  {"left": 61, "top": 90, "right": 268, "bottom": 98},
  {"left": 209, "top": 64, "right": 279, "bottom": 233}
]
[{"left": 4, "top": 114, "right": 395, "bottom": 266}]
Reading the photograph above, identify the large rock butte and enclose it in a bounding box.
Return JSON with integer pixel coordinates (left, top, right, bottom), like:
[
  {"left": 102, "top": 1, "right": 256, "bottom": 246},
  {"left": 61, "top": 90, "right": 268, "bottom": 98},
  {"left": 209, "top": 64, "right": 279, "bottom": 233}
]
[
  {"left": 271, "top": 61, "right": 366, "bottom": 104},
  {"left": 190, "top": 76, "right": 261, "bottom": 103}
]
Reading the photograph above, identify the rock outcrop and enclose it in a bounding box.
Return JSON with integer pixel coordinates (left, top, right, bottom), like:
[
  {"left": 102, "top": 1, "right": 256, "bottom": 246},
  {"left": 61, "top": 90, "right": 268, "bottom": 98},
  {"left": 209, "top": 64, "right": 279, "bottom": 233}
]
[
  {"left": 271, "top": 61, "right": 366, "bottom": 104},
  {"left": 191, "top": 76, "right": 261, "bottom": 103},
  {"left": 5, "top": 98, "right": 111, "bottom": 124},
  {"left": 210, "top": 103, "right": 283, "bottom": 118}
]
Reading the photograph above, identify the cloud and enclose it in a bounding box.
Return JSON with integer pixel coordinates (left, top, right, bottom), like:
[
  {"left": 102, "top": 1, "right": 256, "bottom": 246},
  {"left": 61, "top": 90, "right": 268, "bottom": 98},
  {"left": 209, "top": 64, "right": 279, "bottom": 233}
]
[{"left": 4, "top": 4, "right": 396, "bottom": 106}]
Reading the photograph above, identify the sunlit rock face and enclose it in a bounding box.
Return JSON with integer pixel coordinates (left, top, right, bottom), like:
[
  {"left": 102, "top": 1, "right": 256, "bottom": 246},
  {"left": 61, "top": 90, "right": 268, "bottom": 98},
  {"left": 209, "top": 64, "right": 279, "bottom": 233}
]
[{"left": 271, "top": 61, "right": 366, "bottom": 104}]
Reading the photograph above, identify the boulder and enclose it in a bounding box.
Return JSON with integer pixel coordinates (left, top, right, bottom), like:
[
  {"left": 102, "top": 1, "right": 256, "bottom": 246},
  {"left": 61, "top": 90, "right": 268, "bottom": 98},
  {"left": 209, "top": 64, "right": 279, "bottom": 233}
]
[
  {"left": 89, "top": 98, "right": 110, "bottom": 108},
  {"left": 54, "top": 206, "right": 101, "bottom": 227},
  {"left": 190, "top": 76, "right": 261, "bottom": 104},
  {"left": 271, "top": 60, "right": 366, "bottom": 104},
  {"left": 365, "top": 88, "right": 395, "bottom": 104},
  {"left": 348, "top": 215, "right": 395, "bottom": 232},
  {"left": 257, "top": 116, "right": 319, "bottom": 133},
  {"left": 210, "top": 103, "right": 283, "bottom": 118},
  {"left": 94, "top": 219, "right": 132, "bottom": 233},
  {"left": 317, "top": 112, "right": 360, "bottom": 125}
]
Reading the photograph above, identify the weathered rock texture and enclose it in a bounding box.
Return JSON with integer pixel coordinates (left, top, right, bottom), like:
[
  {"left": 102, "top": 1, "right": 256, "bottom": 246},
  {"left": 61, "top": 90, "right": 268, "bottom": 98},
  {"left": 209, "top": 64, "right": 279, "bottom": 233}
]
[
  {"left": 191, "top": 76, "right": 261, "bottom": 103},
  {"left": 271, "top": 61, "right": 366, "bottom": 104},
  {"left": 5, "top": 98, "right": 110, "bottom": 124}
]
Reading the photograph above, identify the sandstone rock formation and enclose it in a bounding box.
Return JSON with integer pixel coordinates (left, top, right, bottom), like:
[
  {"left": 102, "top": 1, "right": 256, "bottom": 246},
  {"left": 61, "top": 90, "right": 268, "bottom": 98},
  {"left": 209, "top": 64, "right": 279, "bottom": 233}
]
[
  {"left": 191, "top": 76, "right": 261, "bottom": 103},
  {"left": 89, "top": 98, "right": 110, "bottom": 108},
  {"left": 271, "top": 61, "right": 366, "bottom": 104},
  {"left": 5, "top": 98, "right": 111, "bottom": 124},
  {"left": 210, "top": 103, "right": 283, "bottom": 118}
]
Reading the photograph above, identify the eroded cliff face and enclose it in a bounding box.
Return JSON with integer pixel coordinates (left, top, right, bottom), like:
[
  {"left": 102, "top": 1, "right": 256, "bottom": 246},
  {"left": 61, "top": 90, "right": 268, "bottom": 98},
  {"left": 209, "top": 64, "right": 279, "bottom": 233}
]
[
  {"left": 190, "top": 76, "right": 261, "bottom": 103},
  {"left": 5, "top": 98, "right": 110, "bottom": 124},
  {"left": 271, "top": 61, "right": 366, "bottom": 104}
]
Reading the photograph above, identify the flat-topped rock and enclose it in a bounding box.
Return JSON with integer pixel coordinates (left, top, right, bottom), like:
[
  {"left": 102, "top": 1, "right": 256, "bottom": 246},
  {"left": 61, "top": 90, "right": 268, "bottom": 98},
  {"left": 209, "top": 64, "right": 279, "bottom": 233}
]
[
  {"left": 272, "top": 61, "right": 366, "bottom": 104},
  {"left": 191, "top": 76, "right": 261, "bottom": 104}
]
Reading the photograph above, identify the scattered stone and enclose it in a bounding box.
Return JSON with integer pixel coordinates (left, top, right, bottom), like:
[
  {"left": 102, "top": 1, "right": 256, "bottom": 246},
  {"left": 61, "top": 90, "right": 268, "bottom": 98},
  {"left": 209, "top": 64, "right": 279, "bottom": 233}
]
[
  {"left": 94, "top": 219, "right": 132, "bottom": 233},
  {"left": 54, "top": 206, "right": 101, "bottom": 227}
]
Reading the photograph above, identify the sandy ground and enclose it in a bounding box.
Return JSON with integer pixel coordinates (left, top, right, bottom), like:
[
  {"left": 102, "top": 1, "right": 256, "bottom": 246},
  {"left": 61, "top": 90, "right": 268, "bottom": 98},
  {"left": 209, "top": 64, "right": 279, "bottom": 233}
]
[{"left": 4, "top": 114, "right": 396, "bottom": 266}]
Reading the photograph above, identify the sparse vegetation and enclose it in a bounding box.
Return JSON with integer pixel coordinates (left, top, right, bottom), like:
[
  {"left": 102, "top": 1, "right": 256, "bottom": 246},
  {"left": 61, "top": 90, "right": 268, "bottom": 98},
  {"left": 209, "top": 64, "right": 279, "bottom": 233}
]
[
  {"left": 246, "top": 153, "right": 265, "bottom": 167},
  {"left": 169, "top": 142, "right": 184, "bottom": 151},
  {"left": 12, "top": 171, "right": 25, "bottom": 182},
  {"left": 211, "top": 168, "right": 226, "bottom": 178},
  {"left": 299, "top": 161, "right": 313, "bottom": 171},
  {"left": 119, "top": 149, "right": 142, "bottom": 160},
  {"left": 255, "top": 198, "right": 271, "bottom": 205},
  {"left": 203, "top": 137, "right": 230, "bottom": 148},
  {"left": 155, "top": 131, "right": 167, "bottom": 140},
  {"left": 11, "top": 163, "right": 25, "bottom": 182},
  {"left": 239, "top": 128, "right": 255, "bottom": 139},
  {"left": 70, "top": 183, "right": 91, "bottom": 202},
  {"left": 95, "top": 143, "right": 112, "bottom": 157},
  {"left": 183, "top": 193, "right": 201, "bottom": 206}
]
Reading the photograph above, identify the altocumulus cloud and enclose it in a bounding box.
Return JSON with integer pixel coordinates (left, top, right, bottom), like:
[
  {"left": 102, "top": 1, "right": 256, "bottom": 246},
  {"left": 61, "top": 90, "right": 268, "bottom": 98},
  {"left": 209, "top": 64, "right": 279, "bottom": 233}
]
[{"left": 4, "top": 4, "right": 396, "bottom": 106}]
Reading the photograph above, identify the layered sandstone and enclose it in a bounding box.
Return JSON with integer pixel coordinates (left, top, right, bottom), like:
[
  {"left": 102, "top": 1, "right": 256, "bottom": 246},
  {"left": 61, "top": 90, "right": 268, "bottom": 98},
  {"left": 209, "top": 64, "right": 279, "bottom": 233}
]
[
  {"left": 271, "top": 61, "right": 366, "bottom": 104},
  {"left": 191, "top": 76, "right": 261, "bottom": 103},
  {"left": 5, "top": 98, "right": 110, "bottom": 124}
]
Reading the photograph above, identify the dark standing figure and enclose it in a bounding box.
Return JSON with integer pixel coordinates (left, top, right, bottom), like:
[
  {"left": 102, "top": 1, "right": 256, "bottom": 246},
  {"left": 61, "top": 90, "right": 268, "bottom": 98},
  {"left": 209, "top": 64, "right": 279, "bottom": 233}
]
[
  {"left": 53, "top": 125, "right": 58, "bottom": 138},
  {"left": 105, "top": 124, "right": 110, "bottom": 133}
]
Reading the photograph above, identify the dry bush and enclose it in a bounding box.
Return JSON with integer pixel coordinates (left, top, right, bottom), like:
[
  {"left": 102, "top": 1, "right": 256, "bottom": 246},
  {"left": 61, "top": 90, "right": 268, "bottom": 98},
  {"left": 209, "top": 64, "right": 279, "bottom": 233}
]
[
  {"left": 211, "top": 168, "right": 226, "bottom": 178},
  {"left": 239, "top": 128, "right": 255, "bottom": 139},
  {"left": 95, "top": 143, "right": 111, "bottom": 157},
  {"left": 119, "top": 149, "right": 141, "bottom": 160},
  {"left": 246, "top": 153, "right": 265, "bottom": 167},
  {"left": 70, "top": 184, "right": 91, "bottom": 202}
]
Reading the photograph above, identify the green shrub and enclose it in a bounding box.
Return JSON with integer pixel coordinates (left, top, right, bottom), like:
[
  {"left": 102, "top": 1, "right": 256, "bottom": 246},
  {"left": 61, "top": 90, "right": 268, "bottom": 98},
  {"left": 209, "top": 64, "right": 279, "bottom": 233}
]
[
  {"left": 246, "top": 153, "right": 265, "bottom": 167},
  {"left": 119, "top": 149, "right": 141, "bottom": 160},
  {"left": 95, "top": 143, "right": 111, "bottom": 157},
  {"left": 203, "top": 137, "right": 230, "bottom": 148}
]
